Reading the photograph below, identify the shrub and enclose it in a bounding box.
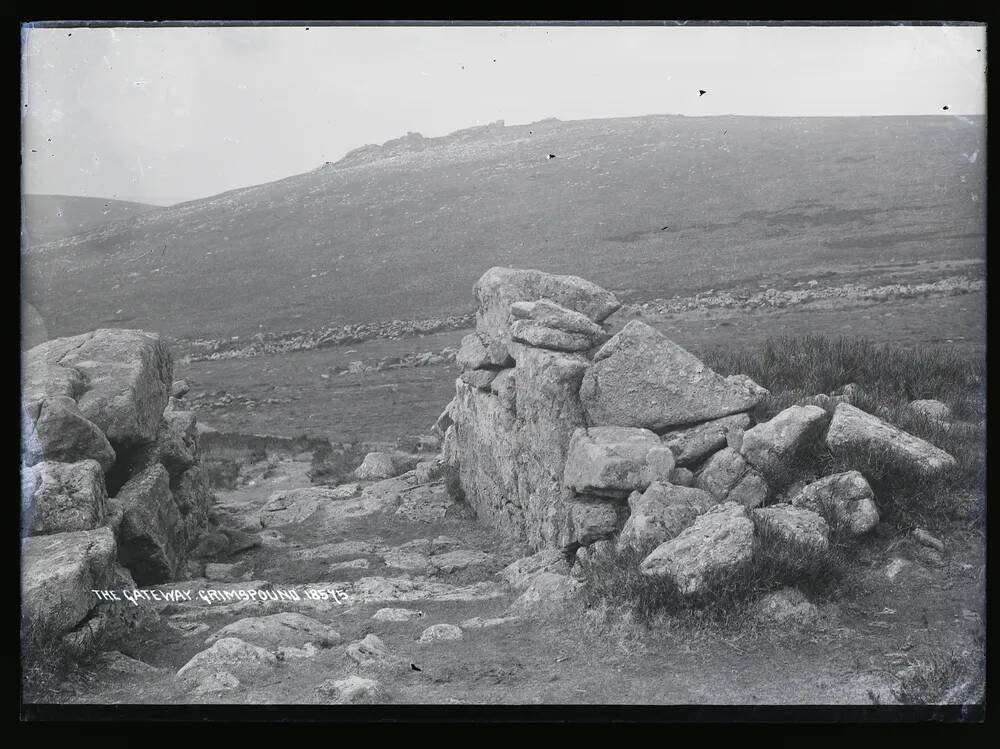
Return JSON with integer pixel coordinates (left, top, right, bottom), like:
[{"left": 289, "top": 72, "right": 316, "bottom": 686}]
[
  {"left": 703, "top": 335, "right": 984, "bottom": 422},
  {"left": 20, "top": 616, "right": 112, "bottom": 703},
  {"left": 705, "top": 336, "right": 984, "bottom": 528}
]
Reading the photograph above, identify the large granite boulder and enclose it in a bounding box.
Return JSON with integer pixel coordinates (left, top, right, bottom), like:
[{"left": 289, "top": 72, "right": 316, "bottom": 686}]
[
  {"left": 21, "top": 527, "right": 118, "bottom": 639},
  {"left": 740, "top": 405, "right": 828, "bottom": 478},
  {"left": 23, "top": 396, "right": 116, "bottom": 471},
  {"left": 660, "top": 413, "right": 751, "bottom": 468},
  {"left": 695, "top": 447, "right": 770, "bottom": 509},
  {"left": 790, "top": 471, "right": 880, "bottom": 535},
  {"left": 640, "top": 502, "right": 755, "bottom": 594},
  {"left": 509, "top": 320, "right": 596, "bottom": 352},
  {"left": 205, "top": 612, "right": 341, "bottom": 650},
  {"left": 579, "top": 321, "right": 767, "bottom": 430},
  {"left": 176, "top": 637, "right": 280, "bottom": 686},
  {"left": 49, "top": 329, "right": 173, "bottom": 447},
  {"left": 616, "top": 482, "right": 718, "bottom": 553},
  {"left": 510, "top": 299, "right": 606, "bottom": 337},
  {"left": 116, "top": 463, "right": 184, "bottom": 585},
  {"left": 751, "top": 504, "right": 830, "bottom": 553},
  {"left": 474, "top": 267, "right": 620, "bottom": 359},
  {"left": 354, "top": 452, "right": 397, "bottom": 481},
  {"left": 825, "top": 403, "right": 957, "bottom": 479},
  {"left": 562, "top": 426, "right": 675, "bottom": 497},
  {"left": 558, "top": 496, "right": 625, "bottom": 547},
  {"left": 22, "top": 459, "right": 108, "bottom": 535}
]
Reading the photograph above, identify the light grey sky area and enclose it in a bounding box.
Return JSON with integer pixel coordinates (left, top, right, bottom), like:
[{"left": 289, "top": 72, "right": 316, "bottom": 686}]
[{"left": 21, "top": 23, "right": 987, "bottom": 206}]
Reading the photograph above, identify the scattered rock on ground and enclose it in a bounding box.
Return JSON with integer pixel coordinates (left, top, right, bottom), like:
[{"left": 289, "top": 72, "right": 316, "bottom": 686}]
[
  {"left": 345, "top": 633, "right": 397, "bottom": 668},
  {"left": 317, "top": 675, "right": 386, "bottom": 704},
  {"left": 205, "top": 612, "right": 341, "bottom": 650},
  {"left": 790, "top": 471, "right": 879, "bottom": 536},
  {"left": 509, "top": 572, "right": 582, "bottom": 617},
  {"left": 192, "top": 671, "right": 241, "bottom": 695},
  {"left": 498, "top": 549, "right": 571, "bottom": 589},
  {"left": 418, "top": 623, "right": 464, "bottom": 642},
  {"left": 354, "top": 452, "right": 398, "bottom": 481},
  {"left": 752, "top": 505, "right": 830, "bottom": 553},
  {"left": 640, "top": 502, "right": 755, "bottom": 595},
  {"left": 825, "top": 403, "right": 957, "bottom": 479},
  {"left": 176, "top": 637, "right": 279, "bottom": 686},
  {"left": 753, "top": 588, "right": 819, "bottom": 626},
  {"left": 907, "top": 399, "right": 953, "bottom": 421}
]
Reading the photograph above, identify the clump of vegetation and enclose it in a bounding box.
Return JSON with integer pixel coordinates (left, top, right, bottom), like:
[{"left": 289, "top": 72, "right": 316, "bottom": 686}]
[
  {"left": 704, "top": 335, "right": 984, "bottom": 421},
  {"left": 889, "top": 647, "right": 986, "bottom": 705},
  {"left": 583, "top": 335, "right": 983, "bottom": 628},
  {"left": 706, "top": 336, "right": 985, "bottom": 529},
  {"left": 21, "top": 617, "right": 115, "bottom": 704},
  {"left": 579, "top": 524, "right": 850, "bottom": 630}
]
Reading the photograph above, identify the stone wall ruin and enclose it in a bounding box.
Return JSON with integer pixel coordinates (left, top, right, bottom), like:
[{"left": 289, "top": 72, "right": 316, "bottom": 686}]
[{"left": 441, "top": 267, "right": 959, "bottom": 587}]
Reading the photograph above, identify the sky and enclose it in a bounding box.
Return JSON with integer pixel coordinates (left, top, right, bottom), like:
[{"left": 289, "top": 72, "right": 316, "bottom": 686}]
[{"left": 21, "top": 23, "right": 987, "bottom": 206}]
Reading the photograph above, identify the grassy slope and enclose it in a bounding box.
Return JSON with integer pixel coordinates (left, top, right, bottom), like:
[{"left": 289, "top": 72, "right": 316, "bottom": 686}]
[
  {"left": 22, "top": 194, "right": 159, "bottom": 247},
  {"left": 23, "top": 115, "right": 985, "bottom": 341}
]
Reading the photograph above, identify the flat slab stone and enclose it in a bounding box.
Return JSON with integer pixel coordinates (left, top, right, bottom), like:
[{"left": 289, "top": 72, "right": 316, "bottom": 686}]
[
  {"left": 204, "top": 612, "right": 341, "bottom": 650},
  {"left": 580, "top": 321, "right": 768, "bottom": 430},
  {"left": 509, "top": 320, "right": 596, "bottom": 352},
  {"left": 562, "top": 426, "right": 675, "bottom": 496},
  {"left": 660, "top": 413, "right": 751, "bottom": 468},
  {"left": 474, "top": 266, "right": 620, "bottom": 357},
  {"left": 825, "top": 403, "right": 957, "bottom": 479},
  {"left": 498, "top": 549, "right": 571, "bottom": 589},
  {"left": 343, "top": 576, "right": 505, "bottom": 603},
  {"left": 176, "top": 637, "right": 279, "bottom": 686}
]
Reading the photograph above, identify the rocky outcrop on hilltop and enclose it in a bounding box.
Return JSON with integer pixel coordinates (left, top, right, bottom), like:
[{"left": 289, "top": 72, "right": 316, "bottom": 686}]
[
  {"left": 441, "top": 268, "right": 959, "bottom": 575},
  {"left": 21, "top": 329, "right": 216, "bottom": 646}
]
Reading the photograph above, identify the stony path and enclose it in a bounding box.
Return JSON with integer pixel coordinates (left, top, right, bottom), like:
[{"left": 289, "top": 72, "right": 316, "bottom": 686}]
[
  {"left": 59, "top": 455, "right": 983, "bottom": 706},
  {"left": 63, "top": 456, "right": 544, "bottom": 704}
]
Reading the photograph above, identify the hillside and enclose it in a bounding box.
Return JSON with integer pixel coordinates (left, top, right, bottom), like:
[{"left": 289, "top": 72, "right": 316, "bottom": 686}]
[
  {"left": 21, "top": 194, "right": 159, "bottom": 247},
  {"left": 22, "top": 115, "right": 985, "bottom": 342}
]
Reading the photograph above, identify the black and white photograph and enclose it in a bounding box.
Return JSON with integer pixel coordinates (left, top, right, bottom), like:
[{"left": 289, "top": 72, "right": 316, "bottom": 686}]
[{"left": 19, "top": 21, "right": 987, "bottom": 715}]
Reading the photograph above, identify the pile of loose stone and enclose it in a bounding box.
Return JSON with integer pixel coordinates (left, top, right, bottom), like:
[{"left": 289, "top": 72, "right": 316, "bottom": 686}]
[
  {"left": 21, "top": 329, "right": 216, "bottom": 648},
  {"left": 440, "top": 267, "right": 959, "bottom": 600}
]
